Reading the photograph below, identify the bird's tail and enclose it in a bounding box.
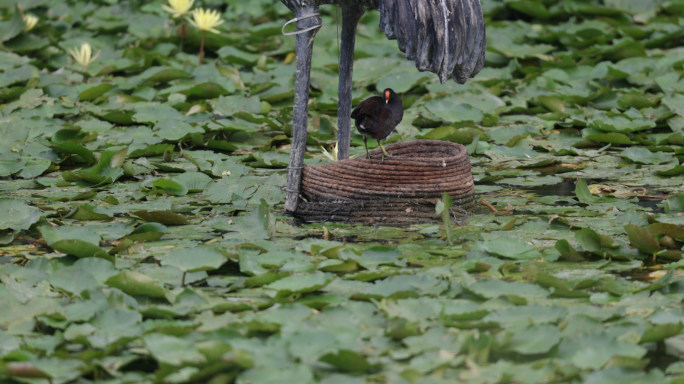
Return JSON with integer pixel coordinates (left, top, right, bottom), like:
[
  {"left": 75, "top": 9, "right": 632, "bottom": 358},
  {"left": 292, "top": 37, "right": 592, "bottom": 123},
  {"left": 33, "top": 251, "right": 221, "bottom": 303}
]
[{"left": 378, "top": 0, "right": 486, "bottom": 84}]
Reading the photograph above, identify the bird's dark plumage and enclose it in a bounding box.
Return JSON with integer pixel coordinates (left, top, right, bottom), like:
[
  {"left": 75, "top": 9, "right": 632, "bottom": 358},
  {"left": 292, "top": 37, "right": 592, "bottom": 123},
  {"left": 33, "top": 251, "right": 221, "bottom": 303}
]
[{"left": 351, "top": 88, "right": 403, "bottom": 161}]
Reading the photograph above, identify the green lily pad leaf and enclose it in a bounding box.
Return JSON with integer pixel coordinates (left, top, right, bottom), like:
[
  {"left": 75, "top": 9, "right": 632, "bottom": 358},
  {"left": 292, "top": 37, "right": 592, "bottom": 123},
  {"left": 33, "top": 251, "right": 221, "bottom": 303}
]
[
  {"left": 105, "top": 270, "right": 166, "bottom": 298},
  {"left": 130, "top": 210, "right": 188, "bottom": 226},
  {"left": 319, "top": 350, "right": 379, "bottom": 372},
  {"left": 646, "top": 223, "right": 684, "bottom": 242},
  {"left": 356, "top": 246, "right": 406, "bottom": 269},
  {"left": 0, "top": 153, "right": 25, "bottom": 176},
  {"left": 0, "top": 7, "right": 24, "bottom": 43},
  {"left": 161, "top": 247, "right": 226, "bottom": 272},
  {"left": 75, "top": 147, "right": 127, "bottom": 185},
  {"left": 586, "top": 132, "right": 635, "bottom": 145},
  {"left": 663, "top": 195, "right": 684, "bottom": 214},
  {"left": 474, "top": 238, "right": 542, "bottom": 259},
  {"left": 18, "top": 157, "right": 50, "bottom": 179},
  {"left": 50, "top": 240, "right": 113, "bottom": 261},
  {"left": 172, "top": 171, "right": 212, "bottom": 192},
  {"left": 576, "top": 228, "right": 602, "bottom": 252},
  {"left": 40, "top": 225, "right": 99, "bottom": 245},
  {"left": 154, "top": 119, "right": 204, "bottom": 141},
  {"left": 554, "top": 239, "right": 587, "bottom": 262},
  {"left": 143, "top": 334, "right": 206, "bottom": 366},
  {"left": 656, "top": 164, "right": 684, "bottom": 176},
  {"left": 483, "top": 305, "right": 566, "bottom": 327},
  {"left": 423, "top": 100, "right": 484, "bottom": 123},
  {"left": 625, "top": 224, "right": 662, "bottom": 255},
  {"left": 217, "top": 46, "right": 261, "bottom": 66},
  {"left": 152, "top": 178, "right": 188, "bottom": 196},
  {"left": 264, "top": 272, "right": 334, "bottom": 298},
  {"left": 73, "top": 257, "right": 119, "bottom": 284},
  {"left": 503, "top": 325, "right": 561, "bottom": 355},
  {"left": 67, "top": 204, "right": 113, "bottom": 220},
  {"left": 535, "top": 273, "right": 591, "bottom": 298},
  {"left": 238, "top": 365, "right": 314, "bottom": 384},
  {"left": 142, "top": 68, "right": 191, "bottom": 85},
  {"left": 214, "top": 95, "right": 261, "bottom": 116},
  {"left": 0, "top": 198, "right": 42, "bottom": 231},
  {"left": 467, "top": 279, "right": 550, "bottom": 300},
  {"left": 75, "top": 119, "right": 114, "bottom": 135},
  {"left": 569, "top": 338, "right": 648, "bottom": 371},
  {"left": 538, "top": 95, "right": 566, "bottom": 113},
  {"left": 416, "top": 126, "right": 490, "bottom": 144},
  {"left": 589, "top": 111, "right": 655, "bottom": 133},
  {"left": 376, "top": 70, "right": 431, "bottom": 94},
  {"left": 183, "top": 82, "right": 231, "bottom": 100},
  {"left": 51, "top": 142, "right": 96, "bottom": 164},
  {"left": 119, "top": 222, "right": 168, "bottom": 244},
  {"left": 621, "top": 147, "right": 672, "bottom": 165},
  {"left": 48, "top": 266, "right": 100, "bottom": 298},
  {"left": 640, "top": 322, "right": 684, "bottom": 344},
  {"left": 575, "top": 179, "right": 618, "bottom": 204},
  {"left": 12, "top": 358, "right": 87, "bottom": 381},
  {"left": 79, "top": 83, "right": 116, "bottom": 102}
]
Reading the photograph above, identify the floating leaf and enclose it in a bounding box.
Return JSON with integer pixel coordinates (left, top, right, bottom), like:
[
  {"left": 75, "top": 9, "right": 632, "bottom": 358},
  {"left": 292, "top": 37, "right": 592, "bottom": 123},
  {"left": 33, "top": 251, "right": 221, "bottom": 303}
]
[
  {"left": 161, "top": 247, "right": 226, "bottom": 272},
  {"left": 105, "top": 270, "right": 166, "bottom": 298},
  {"left": 131, "top": 210, "right": 189, "bottom": 226},
  {"left": 0, "top": 198, "right": 42, "bottom": 231}
]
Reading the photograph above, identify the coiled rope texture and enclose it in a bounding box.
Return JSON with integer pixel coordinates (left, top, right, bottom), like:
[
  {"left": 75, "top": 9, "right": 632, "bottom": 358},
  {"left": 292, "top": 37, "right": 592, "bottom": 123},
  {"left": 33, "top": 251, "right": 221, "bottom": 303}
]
[{"left": 295, "top": 140, "right": 475, "bottom": 226}]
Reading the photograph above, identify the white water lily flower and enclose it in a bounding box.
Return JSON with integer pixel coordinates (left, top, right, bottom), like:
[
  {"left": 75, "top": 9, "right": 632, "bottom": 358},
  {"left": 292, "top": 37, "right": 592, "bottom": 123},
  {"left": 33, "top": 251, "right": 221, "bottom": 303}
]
[
  {"left": 23, "top": 14, "right": 38, "bottom": 32},
  {"left": 188, "top": 8, "right": 224, "bottom": 34},
  {"left": 67, "top": 43, "right": 100, "bottom": 71},
  {"left": 162, "top": 0, "right": 194, "bottom": 18},
  {"left": 321, "top": 142, "right": 339, "bottom": 162}
]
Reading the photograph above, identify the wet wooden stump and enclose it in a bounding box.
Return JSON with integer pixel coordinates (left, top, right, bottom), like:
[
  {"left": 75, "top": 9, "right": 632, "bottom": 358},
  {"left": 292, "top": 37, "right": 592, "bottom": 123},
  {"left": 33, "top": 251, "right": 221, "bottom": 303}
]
[{"left": 295, "top": 140, "right": 475, "bottom": 226}]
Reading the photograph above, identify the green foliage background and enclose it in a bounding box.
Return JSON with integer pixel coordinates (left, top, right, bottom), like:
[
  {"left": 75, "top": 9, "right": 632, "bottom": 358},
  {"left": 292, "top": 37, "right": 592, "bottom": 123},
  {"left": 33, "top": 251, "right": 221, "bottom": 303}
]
[{"left": 3, "top": 0, "right": 684, "bottom": 383}]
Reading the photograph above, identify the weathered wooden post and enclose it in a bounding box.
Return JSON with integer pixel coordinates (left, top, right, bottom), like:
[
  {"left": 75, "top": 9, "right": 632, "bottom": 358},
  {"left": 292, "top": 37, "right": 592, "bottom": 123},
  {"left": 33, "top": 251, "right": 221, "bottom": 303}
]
[
  {"left": 281, "top": 1, "right": 322, "bottom": 213},
  {"left": 336, "top": 5, "right": 366, "bottom": 161}
]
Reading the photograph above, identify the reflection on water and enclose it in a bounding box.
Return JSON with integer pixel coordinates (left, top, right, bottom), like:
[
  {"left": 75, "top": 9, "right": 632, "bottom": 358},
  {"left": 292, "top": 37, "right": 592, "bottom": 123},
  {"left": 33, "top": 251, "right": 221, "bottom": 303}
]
[
  {"left": 523, "top": 177, "right": 577, "bottom": 197},
  {"left": 521, "top": 177, "right": 665, "bottom": 213}
]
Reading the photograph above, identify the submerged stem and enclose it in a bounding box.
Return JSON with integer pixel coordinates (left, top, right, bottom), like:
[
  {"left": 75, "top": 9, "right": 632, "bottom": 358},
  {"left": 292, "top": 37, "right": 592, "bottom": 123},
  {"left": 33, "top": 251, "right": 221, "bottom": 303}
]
[
  {"left": 180, "top": 17, "right": 186, "bottom": 51},
  {"left": 198, "top": 30, "right": 205, "bottom": 65}
]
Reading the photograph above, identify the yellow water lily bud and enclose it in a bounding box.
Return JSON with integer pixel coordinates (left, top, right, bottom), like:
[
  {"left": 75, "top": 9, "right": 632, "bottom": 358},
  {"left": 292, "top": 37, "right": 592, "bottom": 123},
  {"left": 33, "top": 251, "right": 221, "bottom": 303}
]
[{"left": 23, "top": 14, "right": 38, "bottom": 32}]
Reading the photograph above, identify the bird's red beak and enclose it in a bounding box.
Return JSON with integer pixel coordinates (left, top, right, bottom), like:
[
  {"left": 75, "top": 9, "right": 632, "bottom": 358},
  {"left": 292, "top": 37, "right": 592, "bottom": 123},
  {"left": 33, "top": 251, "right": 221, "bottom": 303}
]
[{"left": 385, "top": 90, "right": 390, "bottom": 104}]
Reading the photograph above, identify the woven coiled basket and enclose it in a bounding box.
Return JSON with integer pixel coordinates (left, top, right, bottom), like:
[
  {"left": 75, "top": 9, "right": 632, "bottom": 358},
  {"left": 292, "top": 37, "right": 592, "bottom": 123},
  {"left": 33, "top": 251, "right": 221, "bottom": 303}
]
[{"left": 295, "top": 140, "right": 475, "bottom": 226}]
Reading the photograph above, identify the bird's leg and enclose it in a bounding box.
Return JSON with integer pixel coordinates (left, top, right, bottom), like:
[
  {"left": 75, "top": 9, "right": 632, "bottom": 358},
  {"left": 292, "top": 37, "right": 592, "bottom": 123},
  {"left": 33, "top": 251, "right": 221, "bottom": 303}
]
[
  {"left": 283, "top": 5, "right": 321, "bottom": 213},
  {"left": 363, "top": 136, "right": 372, "bottom": 162},
  {"left": 379, "top": 141, "right": 389, "bottom": 162},
  {"left": 379, "top": 141, "right": 401, "bottom": 161},
  {"left": 336, "top": 4, "right": 365, "bottom": 161}
]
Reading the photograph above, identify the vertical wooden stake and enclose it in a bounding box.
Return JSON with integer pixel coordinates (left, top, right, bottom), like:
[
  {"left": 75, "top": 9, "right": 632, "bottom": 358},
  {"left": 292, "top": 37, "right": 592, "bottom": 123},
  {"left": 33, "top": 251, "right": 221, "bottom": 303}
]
[
  {"left": 336, "top": 5, "right": 366, "bottom": 161},
  {"left": 284, "top": 7, "right": 321, "bottom": 213}
]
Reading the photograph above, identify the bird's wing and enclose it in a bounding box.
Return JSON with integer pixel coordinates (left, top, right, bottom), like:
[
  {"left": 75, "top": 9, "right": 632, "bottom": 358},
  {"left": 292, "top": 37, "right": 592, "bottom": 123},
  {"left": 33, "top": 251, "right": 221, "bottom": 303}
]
[
  {"left": 377, "top": 0, "right": 486, "bottom": 84},
  {"left": 351, "top": 96, "right": 383, "bottom": 119}
]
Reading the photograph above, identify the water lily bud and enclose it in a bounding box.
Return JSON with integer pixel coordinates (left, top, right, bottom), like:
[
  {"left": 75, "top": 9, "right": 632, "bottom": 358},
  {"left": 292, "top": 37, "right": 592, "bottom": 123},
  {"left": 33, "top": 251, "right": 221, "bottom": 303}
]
[
  {"left": 257, "top": 55, "right": 268, "bottom": 70},
  {"left": 260, "top": 101, "right": 271, "bottom": 115}
]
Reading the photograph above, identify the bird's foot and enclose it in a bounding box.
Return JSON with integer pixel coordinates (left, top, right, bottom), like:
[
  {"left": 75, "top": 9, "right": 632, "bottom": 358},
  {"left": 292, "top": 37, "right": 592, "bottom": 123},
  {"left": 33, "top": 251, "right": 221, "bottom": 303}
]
[{"left": 379, "top": 142, "right": 401, "bottom": 160}]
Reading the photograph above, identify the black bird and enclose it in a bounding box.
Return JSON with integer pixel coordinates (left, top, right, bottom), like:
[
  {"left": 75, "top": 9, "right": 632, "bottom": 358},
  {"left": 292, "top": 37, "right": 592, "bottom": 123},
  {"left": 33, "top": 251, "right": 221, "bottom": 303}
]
[{"left": 351, "top": 88, "right": 403, "bottom": 162}]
